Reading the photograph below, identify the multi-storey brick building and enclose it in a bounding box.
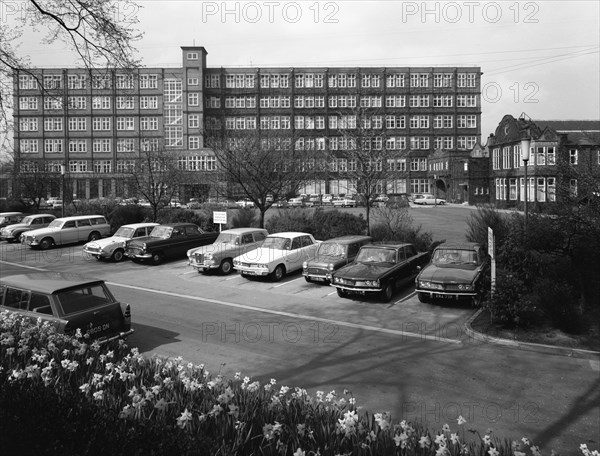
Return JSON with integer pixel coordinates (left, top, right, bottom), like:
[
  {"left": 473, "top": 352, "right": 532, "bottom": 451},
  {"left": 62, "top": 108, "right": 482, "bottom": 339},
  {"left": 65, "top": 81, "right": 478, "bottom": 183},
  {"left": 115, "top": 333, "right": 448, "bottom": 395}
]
[
  {"left": 488, "top": 115, "right": 600, "bottom": 210},
  {"left": 12, "top": 46, "right": 481, "bottom": 201}
]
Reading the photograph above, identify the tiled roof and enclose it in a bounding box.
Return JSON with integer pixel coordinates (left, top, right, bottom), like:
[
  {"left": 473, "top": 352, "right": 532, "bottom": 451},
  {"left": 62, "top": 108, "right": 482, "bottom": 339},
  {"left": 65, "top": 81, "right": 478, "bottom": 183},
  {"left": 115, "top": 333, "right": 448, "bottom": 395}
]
[{"left": 534, "top": 120, "right": 600, "bottom": 132}]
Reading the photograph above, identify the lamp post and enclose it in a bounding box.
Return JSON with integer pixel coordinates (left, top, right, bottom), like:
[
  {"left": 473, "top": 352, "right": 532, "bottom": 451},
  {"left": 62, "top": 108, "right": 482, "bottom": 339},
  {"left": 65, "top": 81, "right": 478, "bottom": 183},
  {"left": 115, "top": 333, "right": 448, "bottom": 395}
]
[
  {"left": 520, "top": 138, "right": 531, "bottom": 233},
  {"left": 60, "top": 164, "right": 66, "bottom": 218}
]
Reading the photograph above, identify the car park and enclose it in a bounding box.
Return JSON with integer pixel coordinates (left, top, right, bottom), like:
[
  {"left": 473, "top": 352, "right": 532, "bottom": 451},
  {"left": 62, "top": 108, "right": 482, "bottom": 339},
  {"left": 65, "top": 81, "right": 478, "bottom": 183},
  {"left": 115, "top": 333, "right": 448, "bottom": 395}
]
[
  {"left": 415, "top": 242, "right": 490, "bottom": 305},
  {"left": 303, "top": 235, "right": 372, "bottom": 283},
  {"left": 0, "top": 272, "right": 133, "bottom": 342},
  {"left": 331, "top": 243, "right": 430, "bottom": 302},
  {"left": 413, "top": 195, "right": 446, "bottom": 205},
  {"left": 233, "top": 232, "right": 320, "bottom": 281},
  {"left": 125, "top": 223, "right": 219, "bottom": 265},
  {"left": 21, "top": 215, "right": 111, "bottom": 250},
  {"left": 187, "top": 227, "right": 269, "bottom": 274},
  {"left": 0, "top": 213, "right": 55, "bottom": 243},
  {"left": 0, "top": 212, "right": 25, "bottom": 229},
  {"left": 82, "top": 222, "right": 159, "bottom": 262}
]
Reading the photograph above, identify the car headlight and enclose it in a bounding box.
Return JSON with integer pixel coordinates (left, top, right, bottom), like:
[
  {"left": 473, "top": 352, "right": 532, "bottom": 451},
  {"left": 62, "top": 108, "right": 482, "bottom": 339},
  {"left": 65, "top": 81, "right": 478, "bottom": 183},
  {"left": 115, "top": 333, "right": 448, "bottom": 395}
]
[
  {"left": 356, "top": 280, "right": 379, "bottom": 287},
  {"left": 458, "top": 283, "right": 474, "bottom": 291},
  {"left": 327, "top": 263, "right": 335, "bottom": 271},
  {"left": 233, "top": 260, "right": 240, "bottom": 266},
  {"left": 419, "top": 281, "right": 443, "bottom": 290},
  {"left": 302, "top": 261, "right": 308, "bottom": 269}
]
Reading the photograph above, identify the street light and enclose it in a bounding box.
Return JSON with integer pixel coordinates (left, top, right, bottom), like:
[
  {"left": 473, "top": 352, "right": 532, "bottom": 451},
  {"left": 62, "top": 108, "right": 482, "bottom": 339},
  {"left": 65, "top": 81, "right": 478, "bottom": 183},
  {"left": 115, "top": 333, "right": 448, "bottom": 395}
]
[
  {"left": 60, "top": 164, "right": 66, "bottom": 218},
  {"left": 520, "top": 138, "right": 531, "bottom": 233}
]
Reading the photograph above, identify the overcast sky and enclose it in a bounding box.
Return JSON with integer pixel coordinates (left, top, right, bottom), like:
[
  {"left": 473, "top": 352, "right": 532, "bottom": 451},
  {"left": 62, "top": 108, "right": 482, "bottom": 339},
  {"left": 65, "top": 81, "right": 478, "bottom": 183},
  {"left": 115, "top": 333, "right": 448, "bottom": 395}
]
[{"left": 16, "top": 0, "right": 600, "bottom": 139}]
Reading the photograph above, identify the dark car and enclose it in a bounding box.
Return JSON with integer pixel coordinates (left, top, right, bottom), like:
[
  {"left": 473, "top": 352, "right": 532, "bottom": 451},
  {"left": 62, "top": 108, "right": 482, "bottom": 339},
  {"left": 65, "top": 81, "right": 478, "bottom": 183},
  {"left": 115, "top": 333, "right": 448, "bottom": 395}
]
[
  {"left": 0, "top": 272, "right": 133, "bottom": 343},
  {"left": 415, "top": 242, "right": 490, "bottom": 305},
  {"left": 302, "top": 235, "right": 372, "bottom": 283},
  {"left": 331, "top": 243, "right": 430, "bottom": 302},
  {"left": 125, "top": 223, "right": 219, "bottom": 265}
]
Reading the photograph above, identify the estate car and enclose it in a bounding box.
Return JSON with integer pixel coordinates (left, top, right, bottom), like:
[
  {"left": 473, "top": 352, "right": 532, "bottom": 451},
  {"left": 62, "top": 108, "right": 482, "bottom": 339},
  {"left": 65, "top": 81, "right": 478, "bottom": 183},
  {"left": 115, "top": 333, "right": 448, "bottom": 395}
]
[
  {"left": 0, "top": 212, "right": 24, "bottom": 229},
  {"left": 21, "top": 215, "right": 110, "bottom": 250},
  {"left": 0, "top": 272, "right": 133, "bottom": 342}
]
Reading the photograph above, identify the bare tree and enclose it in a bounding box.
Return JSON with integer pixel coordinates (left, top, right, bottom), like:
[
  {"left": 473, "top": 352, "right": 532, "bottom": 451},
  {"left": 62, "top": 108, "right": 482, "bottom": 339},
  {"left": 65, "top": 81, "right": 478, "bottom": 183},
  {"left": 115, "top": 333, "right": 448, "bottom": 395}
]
[
  {"left": 121, "top": 147, "right": 186, "bottom": 222},
  {"left": 1, "top": 0, "right": 143, "bottom": 139},
  {"left": 332, "top": 106, "right": 407, "bottom": 234},
  {"left": 206, "top": 129, "right": 318, "bottom": 228}
]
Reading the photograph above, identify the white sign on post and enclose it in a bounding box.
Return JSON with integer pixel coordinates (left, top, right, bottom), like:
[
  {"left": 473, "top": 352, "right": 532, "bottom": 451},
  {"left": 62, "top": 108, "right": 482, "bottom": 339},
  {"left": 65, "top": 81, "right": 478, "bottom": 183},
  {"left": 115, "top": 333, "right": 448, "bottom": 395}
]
[
  {"left": 213, "top": 211, "right": 227, "bottom": 232},
  {"left": 488, "top": 226, "right": 496, "bottom": 297}
]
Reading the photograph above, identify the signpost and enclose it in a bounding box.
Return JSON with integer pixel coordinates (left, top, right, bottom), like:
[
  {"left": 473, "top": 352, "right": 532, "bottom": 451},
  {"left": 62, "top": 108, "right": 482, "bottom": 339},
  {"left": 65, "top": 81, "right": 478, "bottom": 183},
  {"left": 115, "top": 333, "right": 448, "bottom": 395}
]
[
  {"left": 488, "top": 226, "right": 496, "bottom": 297},
  {"left": 213, "top": 211, "right": 227, "bottom": 232}
]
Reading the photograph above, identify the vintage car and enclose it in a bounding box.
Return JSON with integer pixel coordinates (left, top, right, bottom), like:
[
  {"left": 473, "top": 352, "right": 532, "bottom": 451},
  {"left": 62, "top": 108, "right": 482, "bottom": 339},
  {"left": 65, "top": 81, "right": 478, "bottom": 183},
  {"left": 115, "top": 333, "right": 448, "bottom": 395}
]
[
  {"left": 0, "top": 213, "right": 55, "bottom": 243},
  {"left": 331, "top": 243, "right": 430, "bottom": 302},
  {"left": 302, "top": 235, "right": 373, "bottom": 283},
  {"left": 21, "top": 215, "right": 111, "bottom": 250},
  {"left": 413, "top": 195, "right": 446, "bottom": 205},
  {"left": 0, "top": 212, "right": 25, "bottom": 229},
  {"left": 0, "top": 272, "right": 133, "bottom": 342},
  {"left": 415, "top": 242, "right": 490, "bottom": 305},
  {"left": 187, "top": 227, "right": 268, "bottom": 274},
  {"left": 233, "top": 232, "right": 320, "bottom": 281},
  {"left": 125, "top": 223, "right": 219, "bottom": 265},
  {"left": 82, "top": 222, "right": 159, "bottom": 262}
]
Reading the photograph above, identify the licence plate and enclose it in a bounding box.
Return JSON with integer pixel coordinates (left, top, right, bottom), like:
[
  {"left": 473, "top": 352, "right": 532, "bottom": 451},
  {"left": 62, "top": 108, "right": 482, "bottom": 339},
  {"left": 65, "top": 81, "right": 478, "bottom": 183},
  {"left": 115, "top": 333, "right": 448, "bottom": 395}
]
[{"left": 434, "top": 294, "right": 455, "bottom": 299}]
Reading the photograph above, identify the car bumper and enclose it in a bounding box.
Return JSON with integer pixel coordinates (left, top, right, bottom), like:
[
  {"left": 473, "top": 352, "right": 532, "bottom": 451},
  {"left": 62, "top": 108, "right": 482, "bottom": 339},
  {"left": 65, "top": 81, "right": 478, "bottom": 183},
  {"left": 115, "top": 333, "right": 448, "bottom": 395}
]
[
  {"left": 189, "top": 259, "right": 218, "bottom": 270},
  {"left": 331, "top": 284, "right": 381, "bottom": 293},
  {"left": 234, "top": 265, "right": 271, "bottom": 276},
  {"left": 83, "top": 247, "right": 111, "bottom": 259},
  {"left": 416, "top": 289, "right": 476, "bottom": 299},
  {"left": 303, "top": 270, "right": 331, "bottom": 282},
  {"left": 125, "top": 252, "right": 152, "bottom": 259},
  {"left": 0, "top": 235, "right": 16, "bottom": 242}
]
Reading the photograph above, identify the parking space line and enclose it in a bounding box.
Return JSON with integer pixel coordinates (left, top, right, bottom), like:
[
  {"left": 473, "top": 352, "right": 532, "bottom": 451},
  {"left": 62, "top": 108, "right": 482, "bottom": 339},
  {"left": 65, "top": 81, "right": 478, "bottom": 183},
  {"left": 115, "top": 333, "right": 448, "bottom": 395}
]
[
  {"left": 272, "top": 276, "right": 305, "bottom": 288},
  {"left": 107, "top": 281, "right": 462, "bottom": 344}
]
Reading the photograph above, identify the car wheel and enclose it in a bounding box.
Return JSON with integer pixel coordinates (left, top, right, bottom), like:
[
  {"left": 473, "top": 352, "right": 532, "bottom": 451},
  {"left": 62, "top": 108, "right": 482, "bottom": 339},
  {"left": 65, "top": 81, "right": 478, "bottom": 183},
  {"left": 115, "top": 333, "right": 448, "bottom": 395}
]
[
  {"left": 112, "top": 249, "right": 125, "bottom": 262},
  {"left": 151, "top": 252, "right": 164, "bottom": 265},
  {"left": 271, "top": 264, "right": 285, "bottom": 282},
  {"left": 380, "top": 282, "right": 394, "bottom": 302},
  {"left": 88, "top": 231, "right": 101, "bottom": 242},
  {"left": 218, "top": 258, "right": 233, "bottom": 275},
  {"left": 336, "top": 288, "right": 347, "bottom": 298},
  {"left": 305, "top": 276, "right": 312, "bottom": 283},
  {"left": 417, "top": 292, "right": 430, "bottom": 303},
  {"left": 39, "top": 237, "right": 53, "bottom": 250}
]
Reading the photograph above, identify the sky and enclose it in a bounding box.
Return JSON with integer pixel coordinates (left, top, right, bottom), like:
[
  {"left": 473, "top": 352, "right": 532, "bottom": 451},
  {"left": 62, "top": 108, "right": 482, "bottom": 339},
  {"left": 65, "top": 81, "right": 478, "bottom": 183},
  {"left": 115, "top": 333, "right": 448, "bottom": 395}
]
[{"left": 10, "top": 0, "right": 600, "bottom": 139}]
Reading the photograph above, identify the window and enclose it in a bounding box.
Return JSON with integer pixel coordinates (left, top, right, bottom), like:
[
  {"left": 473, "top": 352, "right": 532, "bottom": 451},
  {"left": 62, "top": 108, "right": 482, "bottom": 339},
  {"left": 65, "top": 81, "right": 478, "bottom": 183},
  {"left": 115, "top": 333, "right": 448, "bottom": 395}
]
[
  {"left": 547, "top": 147, "right": 556, "bottom": 165},
  {"left": 457, "top": 115, "right": 477, "bottom": 128},
  {"left": 164, "top": 79, "right": 182, "bottom": 102},
  {"left": 457, "top": 73, "right": 477, "bottom": 87},
  {"left": 188, "top": 77, "right": 199, "bottom": 85},
  {"left": 410, "top": 179, "right": 431, "bottom": 193},
  {"left": 92, "top": 74, "right": 111, "bottom": 89},
  {"left": 68, "top": 117, "right": 86, "bottom": 131},
  {"left": 19, "top": 118, "right": 38, "bottom": 131},
  {"left": 44, "top": 139, "right": 63, "bottom": 153},
  {"left": 19, "top": 75, "right": 38, "bottom": 90},
  {"left": 410, "top": 73, "right": 429, "bottom": 87},
  {"left": 409, "top": 137, "right": 430, "bottom": 150},
  {"left": 188, "top": 93, "right": 200, "bottom": 106},
  {"left": 410, "top": 115, "right": 429, "bottom": 129},
  {"left": 386, "top": 73, "right": 405, "bottom": 88},
  {"left": 43, "top": 75, "right": 62, "bottom": 89},
  {"left": 141, "top": 117, "right": 159, "bottom": 131},
  {"left": 139, "top": 74, "right": 158, "bottom": 89},
  {"left": 189, "top": 136, "right": 201, "bottom": 149},
  {"left": 19, "top": 97, "right": 38, "bottom": 110},
  {"left": 227, "top": 73, "right": 257, "bottom": 88},
  {"left": 536, "top": 177, "right": 546, "bottom": 202},
  {"left": 457, "top": 136, "right": 477, "bottom": 150},
  {"left": 92, "top": 117, "right": 111, "bottom": 131},
  {"left": 44, "top": 97, "right": 63, "bottom": 110},
  {"left": 20, "top": 139, "right": 38, "bottom": 154},
  {"left": 94, "top": 160, "right": 112, "bottom": 173},
  {"left": 328, "top": 73, "right": 356, "bottom": 88},
  {"left": 570, "top": 179, "right": 578, "bottom": 197},
  {"left": 502, "top": 146, "right": 511, "bottom": 169},
  {"left": 116, "top": 117, "right": 135, "bottom": 131},
  {"left": 117, "top": 160, "right": 136, "bottom": 172},
  {"left": 68, "top": 74, "right": 87, "bottom": 89},
  {"left": 433, "top": 73, "right": 453, "bottom": 87},
  {"left": 433, "top": 95, "right": 453, "bottom": 107},
  {"left": 509, "top": 178, "right": 517, "bottom": 200},
  {"left": 205, "top": 74, "right": 220, "bottom": 88},
  {"left": 410, "top": 158, "right": 427, "bottom": 171},
  {"left": 385, "top": 95, "right": 405, "bottom": 108},
  {"left": 188, "top": 115, "right": 200, "bottom": 128},
  {"left": 92, "top": 96, "right": 111, "bottom": 109},
  {"left": 433, "top": 115, "right": 453, "bottom": 129},
  {"left": 409, "top": 95, "right": 429, "bottom": 107},
  {"left": 457, "top": 95, "right": 477, "bottom": 107},
  {"left": 93, "top": 139, "right": 111, "bottom": 153},
  {"left": 116, "top": 96, "right": 135, "bottom": 109},
  {"left": 140, "top": 96, "right": 158, "bottom": 109},
  {"left": 361, "top": 74, "right": 381, "bottom": 88},
  {"left": 44, "top": 118, "right": 63, "bottom": 131},
  {"left": 187, "top": 52, "right": 198, "bottom": 60},
  {"left": 569, "top": 149, "right": 578, "bottom": 165},
  {"left": 117, "top": 139, "right": 135, "bottom": 152},
  {"left": 547, "top": 178, "right": 556, "bottom": 202},
  {"left": 69, "top": 160, "right": 88, "bottom": 172},
  {"left": 68, "top": 96, "right": 86, "bottom": 110},
  {"left": 434, "top": 137, "right": 453, "bottom": 150}
]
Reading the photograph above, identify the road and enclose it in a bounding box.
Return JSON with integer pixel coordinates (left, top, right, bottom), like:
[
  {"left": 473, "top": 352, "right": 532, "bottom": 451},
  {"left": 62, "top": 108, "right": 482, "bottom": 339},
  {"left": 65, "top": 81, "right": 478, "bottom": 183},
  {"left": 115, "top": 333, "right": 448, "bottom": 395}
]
[{"left": 1, "top": 206, "right": 598, "bottom": 454}]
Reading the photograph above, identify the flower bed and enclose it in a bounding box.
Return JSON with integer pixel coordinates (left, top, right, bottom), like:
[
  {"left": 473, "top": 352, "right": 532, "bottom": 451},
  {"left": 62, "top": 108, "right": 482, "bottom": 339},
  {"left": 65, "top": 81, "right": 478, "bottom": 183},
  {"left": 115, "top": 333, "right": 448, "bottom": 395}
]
[{"left": 1, "top": 311, "right": 596, "bottom": 455}]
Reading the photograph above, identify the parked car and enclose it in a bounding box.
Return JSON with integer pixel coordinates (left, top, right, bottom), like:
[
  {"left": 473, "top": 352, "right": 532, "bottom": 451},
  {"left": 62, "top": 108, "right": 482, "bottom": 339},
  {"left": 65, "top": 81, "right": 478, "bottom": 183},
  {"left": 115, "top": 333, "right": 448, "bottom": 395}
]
[
  {"left": 370, "top": 195, "right": 389, "bottom": 207},
  {"left": 233, "top": 232, "right": 320, "bottom": 281},
  {"left": 288, "top": 197, "right": 304, "bottom": 207},
  {"left": 274, "top": 199, "right": 289, "bottom": 208},
  {"left": 187, "top": 227, "right": 269, "bottom": 274},
  {"left": 83, "top": 222, "right": 159, "bottom": 262},
  {"left": 413, "top": 195, "right": 446, "bottom": 205},
  {"left": 321, "top": 194, "right": 333, "bottom": 205},
  {"left": 0, "top": 213, "right": 55, "bottom": 243},
  {"left": 0, "top": 272, "right": 133, "bottom": 342},
  {"left": 0, "top": 212, "right": 25, "bottom": 229},
  {"left": 303, "top": 235, "right": 372, "bottom": 283},
  {"left": 125, "top": 223, "right": 219, "bottom": 265},
  {"left": 415, "top": 242, "right": 490, "bottom": 305},
  {"left": 21, "top": 215, "right": 111, "bottom": 250},
  {"left": 331, "top": 243, "right": 430, "bottom": 302},
  {"left": 236, "top": 199, "right": 255, "bottom": 208},
  {"left": 332, "top": 197, "right": 356, "bottom": 208}
]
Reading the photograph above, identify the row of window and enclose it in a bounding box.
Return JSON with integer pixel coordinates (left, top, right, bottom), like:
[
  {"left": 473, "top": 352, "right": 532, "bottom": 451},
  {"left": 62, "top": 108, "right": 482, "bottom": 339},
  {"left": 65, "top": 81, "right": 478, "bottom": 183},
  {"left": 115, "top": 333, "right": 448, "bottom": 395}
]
[
  {"left": 495, "top": 177, "right": 558, "bottom": 202},
  {"left": 492, "top": 145, "right": 557, "bottom": 170},
  {"left": 19, "top": 137, "right": 166, "bottom": 154},
  {"left": 18, "top": 74, "right": 200, "bottom": 91},
  {"left": 204, "top": 72, "right": 478, "bottom": 89}
]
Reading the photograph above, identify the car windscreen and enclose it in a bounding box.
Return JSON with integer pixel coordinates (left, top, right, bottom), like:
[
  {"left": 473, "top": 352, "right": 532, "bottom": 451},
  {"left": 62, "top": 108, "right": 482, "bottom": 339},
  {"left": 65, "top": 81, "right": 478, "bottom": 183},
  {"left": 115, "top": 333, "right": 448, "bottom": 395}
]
[
  {"left": 48, "top": 220, "right": 63, "bottom": 228},
  {"left": 57, "top": 284, "right": 114, "bottom": 315},
  {"left": 356, "top": 247, "right": 396, "bottom": 263},
  {"left": 20, "top": 216, "right": 34, "bottom": 224},
  {"left": 317, "top": 242, "right": 346, "bottom": 257},
  {"left": 214, "top": 232, "right": 238, "bottom": 244},
  {"left": 432, "top": 249, "right": 478, "bottom": 265},
  {"left": 262, "top": 237, "right": 291, "bottom": 250},
  {"left": 114, "top": 227, "right": 135, "bottom": 238},
  {"left": 149, "top": 226, "right": 173, "bottom": 238}
]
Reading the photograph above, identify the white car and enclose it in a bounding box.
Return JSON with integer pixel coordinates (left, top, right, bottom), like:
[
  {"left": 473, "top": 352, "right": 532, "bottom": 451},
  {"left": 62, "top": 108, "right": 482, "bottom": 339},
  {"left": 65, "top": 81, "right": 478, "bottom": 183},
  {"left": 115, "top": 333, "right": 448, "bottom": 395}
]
[
  {"left": 236, "top": 199, "right": 255, "bottom": 208},
  {"left": 233, "top": 232, "right": 320, "bottom": 281},
  {"left": 413, "top": 195, "right": 446, "bottom": 205},
  {"left": 83, "top": 222, "right": 158, "bottom": 262},
  {"left": 332, "top": 197, "right": 356, "bottom": 208}
]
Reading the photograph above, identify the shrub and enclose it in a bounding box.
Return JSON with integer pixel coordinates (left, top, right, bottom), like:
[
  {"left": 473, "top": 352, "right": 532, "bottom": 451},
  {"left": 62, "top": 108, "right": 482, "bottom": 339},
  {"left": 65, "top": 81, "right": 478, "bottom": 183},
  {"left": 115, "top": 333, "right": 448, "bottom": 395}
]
[
  {"left": 157, "top": 207, "right": 216, "bottom": 231},
  {"left": 265, "top": 208, "right": 316, "bottom": 234},
  {"left": 104, "top": 204, "right": 150, "bottom": 232},
  {"left": 311, "top": 209, "right": 367, "bottom": 239},
  {"left": 465, "top": 204, "right": 509, "bottom": 250},
  {"left": 531, "top": 278, "right": 585, "bottom": 334},
  {"left": 483, "top": 270, "right": 537, "bottom": 327},
  {"left": 229, "top": 207, "right": 260, "bottom": 228}
]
